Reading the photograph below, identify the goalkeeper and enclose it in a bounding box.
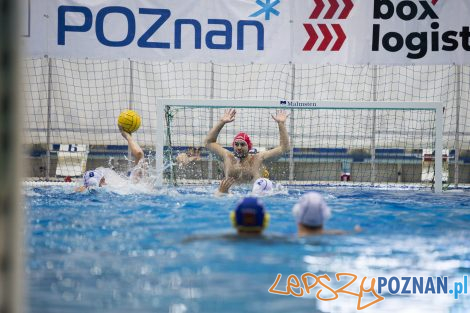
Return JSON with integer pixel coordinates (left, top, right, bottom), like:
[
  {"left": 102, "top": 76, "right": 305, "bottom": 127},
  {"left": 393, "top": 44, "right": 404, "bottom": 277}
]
[{"left": 205, "top": 109, "right": 289, "bottom": 192}]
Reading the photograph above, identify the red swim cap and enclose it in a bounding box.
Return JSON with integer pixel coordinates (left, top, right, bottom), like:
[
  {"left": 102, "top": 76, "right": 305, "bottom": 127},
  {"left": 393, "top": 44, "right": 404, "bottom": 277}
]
[{"left": 233, "top": 132, "right": 252, "bottom": 151}]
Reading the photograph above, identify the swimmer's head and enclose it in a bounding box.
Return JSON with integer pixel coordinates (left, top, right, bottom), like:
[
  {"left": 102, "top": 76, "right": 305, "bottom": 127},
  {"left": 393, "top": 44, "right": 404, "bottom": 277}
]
[
  {"left": 233, "top": 132, "right": 252, "bottom": 158},
  {"left": 292, "top": 192, "right": 331, "bottom": 228},
  {"left": 230, "top": 197, "right": 269, "bottom": 234},
  {"left": 252, "top": 178, "right": 273, "bottom": 195},
  {"left": 83, "top": 170, "right": 105, "bottom": 188}
]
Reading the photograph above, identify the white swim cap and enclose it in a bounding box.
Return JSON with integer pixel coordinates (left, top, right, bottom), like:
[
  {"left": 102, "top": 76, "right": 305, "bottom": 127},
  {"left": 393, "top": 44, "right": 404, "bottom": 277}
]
[
  {"left": 83, "top": 170, "right": 104, "bottom": 187},
  {"left": 292, "top": 192, "right": 331, "bottom": 227},
  {"left": 252, "top": 178, "right": 273, "bottom": 195}
]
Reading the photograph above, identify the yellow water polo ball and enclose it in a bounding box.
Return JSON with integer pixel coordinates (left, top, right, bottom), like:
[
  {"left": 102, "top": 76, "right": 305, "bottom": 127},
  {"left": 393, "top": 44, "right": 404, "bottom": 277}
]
[{"left": 118, "top": 109, "right": 141, "bottom": 133}]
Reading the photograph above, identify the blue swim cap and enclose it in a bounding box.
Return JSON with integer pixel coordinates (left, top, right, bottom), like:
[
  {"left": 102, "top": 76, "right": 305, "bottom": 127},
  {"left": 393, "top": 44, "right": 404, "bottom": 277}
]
[{"left": 230, "top": 197, "right": 270, "bottom": 232}]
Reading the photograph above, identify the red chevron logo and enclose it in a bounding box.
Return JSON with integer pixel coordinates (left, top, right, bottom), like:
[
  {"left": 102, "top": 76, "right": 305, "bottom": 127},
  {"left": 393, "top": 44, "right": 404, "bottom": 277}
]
[
  {"left": 317, "top": 24, "right": 332, "bottom": 50},
  {"left": 309, "top": 0, "right": 355, "bottom": 19},
  {"left": 324, "top": 0, "right": 339, "bottom": 19},
  {"left": 303, "top": 24, "right": 318, "bottom": 51},
  {"left": 331, "top": 24, "right": 346, "bottom": 51},
  {"left": 309, "top": 0, "right": 325, "bottom": 19},
  {"left": 303, "top": 24, "right": 346, "bottom": 51},
  {"left": 339, "top": 0, "right": 354, "bottom": 19},
  {"left": 432, "top": 0, "right": 438, "bottom": 5}
]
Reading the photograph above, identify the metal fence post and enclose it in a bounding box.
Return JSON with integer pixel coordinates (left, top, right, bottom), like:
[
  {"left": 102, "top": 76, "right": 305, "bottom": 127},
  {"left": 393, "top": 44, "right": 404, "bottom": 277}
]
[
  {"left": 454, "top": 65, "right": 462, "bottom": 187},
  {"left": 45, "top": 57, "right": 53, "bottom": 180},
  {"left": 371, "top": 65, "right": 378, "bottom": 185},
  {"left": 288, "top": 63, "right": 295, "bottom": 182}
]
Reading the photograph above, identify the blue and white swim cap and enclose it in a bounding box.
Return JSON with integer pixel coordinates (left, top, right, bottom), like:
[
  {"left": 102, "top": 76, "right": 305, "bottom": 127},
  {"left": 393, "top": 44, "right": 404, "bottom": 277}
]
[
  {"left": 83, "top": 170, "right": 104, "bottom": 187},
  {"left": 292, "top": 192, "right": 331, "bottom": 227},
  {"left": 252, "top": 178, "right": 273, "bottom": 195}
]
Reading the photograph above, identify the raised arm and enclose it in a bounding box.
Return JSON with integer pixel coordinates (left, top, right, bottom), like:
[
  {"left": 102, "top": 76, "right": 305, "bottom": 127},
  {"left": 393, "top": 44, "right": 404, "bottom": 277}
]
[
  {"left": 204, "top": 109, "right": 236, "bottom": 159},
  {"left": 260, "top": 111, "right": 290, "bottom": 161},
  {"left": 119, "top": 126, "right": 144, "bottom": 165}
]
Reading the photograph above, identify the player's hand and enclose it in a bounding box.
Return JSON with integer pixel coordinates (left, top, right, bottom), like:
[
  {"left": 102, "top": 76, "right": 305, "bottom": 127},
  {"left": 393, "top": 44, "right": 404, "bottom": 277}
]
[
  {"left": 271, "top": 110, "right": 290, "bottom": 124},
  {"left": 218, "top": 177, "right": 235, "bottom": 193},
  {"left": 118, "top": 125, "right": 132, "bottom": 139},
  {"left": 176, "top": 153, "right": 190, "bottom": 166},
  {"left": 220, "top": 109, "right": 236, "bottom": 124}
]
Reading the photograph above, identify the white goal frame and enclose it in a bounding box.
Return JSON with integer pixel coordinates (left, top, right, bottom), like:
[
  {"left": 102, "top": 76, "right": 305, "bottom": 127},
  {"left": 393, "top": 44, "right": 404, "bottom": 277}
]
[{"left": 155, "top": 99, "right": 444, "bottom": 192}]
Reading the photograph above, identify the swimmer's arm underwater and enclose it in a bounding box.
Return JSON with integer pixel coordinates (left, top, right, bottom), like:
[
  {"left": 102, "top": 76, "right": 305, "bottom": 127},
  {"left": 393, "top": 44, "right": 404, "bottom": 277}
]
[
  {"left": 74, "top": 186, "right": 87, "bottom": 192},
  {"left": 297, "top": 225, "right": 363, "bottom": 237},
  {"left": 205, "top": 109, "right": 236, "bottom": 159},
  {"left": 259, "top": 111, "right": 290, "bottom": 161}
]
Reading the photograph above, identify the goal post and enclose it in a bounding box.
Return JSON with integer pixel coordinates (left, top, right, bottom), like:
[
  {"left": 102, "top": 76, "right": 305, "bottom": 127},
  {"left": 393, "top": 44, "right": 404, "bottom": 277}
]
[{"left": 155, "top": 99, "right": 444, "bottom": 192}]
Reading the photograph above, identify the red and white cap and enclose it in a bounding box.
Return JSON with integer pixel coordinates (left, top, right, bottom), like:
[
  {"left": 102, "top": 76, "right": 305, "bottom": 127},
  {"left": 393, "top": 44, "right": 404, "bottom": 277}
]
[{"left": 233, "top": 132, "right": 252, "bottom": 151}]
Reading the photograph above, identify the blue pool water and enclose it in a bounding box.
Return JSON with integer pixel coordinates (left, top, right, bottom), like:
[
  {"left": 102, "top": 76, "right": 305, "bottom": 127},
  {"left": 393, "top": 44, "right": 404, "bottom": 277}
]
[{"left": 25, "top": 186, "right": 470, "bottom": 313}]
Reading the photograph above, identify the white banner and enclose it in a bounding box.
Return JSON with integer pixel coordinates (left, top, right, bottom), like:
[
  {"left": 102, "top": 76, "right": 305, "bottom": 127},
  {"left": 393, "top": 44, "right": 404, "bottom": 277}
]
[{"left": 21, "top": 0, "right": 470, "bottom": 64}]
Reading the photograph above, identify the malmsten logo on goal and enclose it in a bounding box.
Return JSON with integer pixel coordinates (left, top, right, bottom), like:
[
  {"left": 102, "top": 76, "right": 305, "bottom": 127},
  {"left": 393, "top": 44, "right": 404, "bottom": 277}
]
[{"left": 280, "top": 100, "right": 317, "bottom": 107}]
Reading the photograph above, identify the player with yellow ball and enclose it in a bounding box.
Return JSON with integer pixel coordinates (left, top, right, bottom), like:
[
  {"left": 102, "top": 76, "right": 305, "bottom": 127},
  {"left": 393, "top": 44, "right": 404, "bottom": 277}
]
[
  {"left": 117, "top": 109, "right": 144, "bottom": 165},
  {"left": 76, "top": 109, "right": 145, "bottom": 192},
  {"left": 117, "top": 109, "right": 144, "bottom": 166}
]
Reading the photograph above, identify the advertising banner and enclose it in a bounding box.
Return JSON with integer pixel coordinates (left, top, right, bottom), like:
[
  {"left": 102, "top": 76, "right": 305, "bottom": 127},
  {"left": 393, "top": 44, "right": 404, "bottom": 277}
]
[{"left": 21, "top": 0, "right": 470, "bottom": 64}]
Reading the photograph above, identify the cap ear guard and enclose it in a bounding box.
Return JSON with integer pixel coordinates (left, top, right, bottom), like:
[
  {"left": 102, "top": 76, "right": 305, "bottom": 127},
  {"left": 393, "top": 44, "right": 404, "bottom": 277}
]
[
  {"left": 263, "top": 212, "right": 270, "bottom": 229},
  {"left": 230, "top": 211, "right": 237, "bottom": 228}
]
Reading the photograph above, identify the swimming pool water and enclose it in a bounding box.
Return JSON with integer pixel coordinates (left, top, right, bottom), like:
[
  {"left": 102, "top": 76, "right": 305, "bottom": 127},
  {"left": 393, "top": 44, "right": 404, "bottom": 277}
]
[{"left": 25, "top": 186, "right": 470, "bottom": 313}]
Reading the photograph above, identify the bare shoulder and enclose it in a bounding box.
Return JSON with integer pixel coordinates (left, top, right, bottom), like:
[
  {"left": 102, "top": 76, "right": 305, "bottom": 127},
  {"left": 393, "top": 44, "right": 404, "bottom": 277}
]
[
  {"left": 224, "top": 151, "right": 236, "bottom": 162},
  {"left": 250, "top": 153, "right": 264, "bottom": 164}
]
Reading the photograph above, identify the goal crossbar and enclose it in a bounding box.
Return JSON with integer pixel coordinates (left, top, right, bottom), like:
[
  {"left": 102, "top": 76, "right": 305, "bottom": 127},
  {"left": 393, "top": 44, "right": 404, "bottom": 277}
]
[{"left": 158, "top": 99, "right": 443, "bottom": 110}]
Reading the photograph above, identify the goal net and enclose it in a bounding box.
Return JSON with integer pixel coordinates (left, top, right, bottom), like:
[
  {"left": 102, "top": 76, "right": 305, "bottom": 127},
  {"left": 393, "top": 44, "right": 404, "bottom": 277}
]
[
  {"left": 23, "top": 59, "right": 456, "bottom": 192},
  {"left": 158, "top": 99, "right": 443, "bottom": 191}
]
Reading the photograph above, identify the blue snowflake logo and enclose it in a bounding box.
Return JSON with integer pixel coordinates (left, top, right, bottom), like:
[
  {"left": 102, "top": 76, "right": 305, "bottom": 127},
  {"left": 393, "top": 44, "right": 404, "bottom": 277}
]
[{"left": 250, "top": 0, "right": 281, "bottom": 21}]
